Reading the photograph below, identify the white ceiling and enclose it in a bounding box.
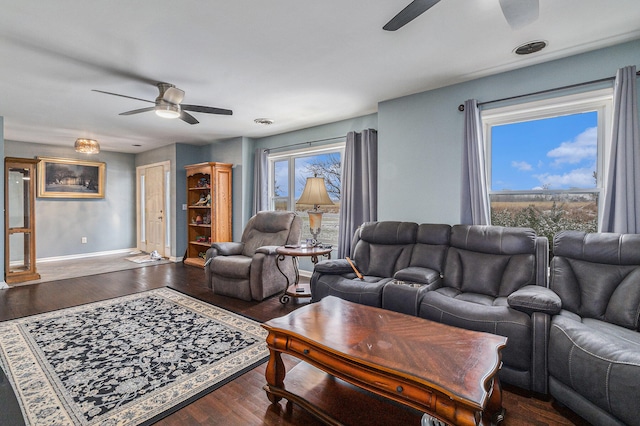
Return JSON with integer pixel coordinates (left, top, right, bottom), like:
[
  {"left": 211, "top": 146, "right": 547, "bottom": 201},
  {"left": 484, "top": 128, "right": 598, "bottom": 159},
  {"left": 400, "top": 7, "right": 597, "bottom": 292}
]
[{"left": 1, "top": 0, "right": 639, "bottom": 154}]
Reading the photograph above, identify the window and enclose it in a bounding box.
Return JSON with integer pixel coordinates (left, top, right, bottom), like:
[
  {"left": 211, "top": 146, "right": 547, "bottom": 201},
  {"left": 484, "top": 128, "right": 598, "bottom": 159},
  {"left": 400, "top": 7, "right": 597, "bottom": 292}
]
[
  {"left": 269, "top": 143, "right": 344, "bottom": 246},
  {"left": 483, "top": 89, "right": 612, "bottom": 243}
]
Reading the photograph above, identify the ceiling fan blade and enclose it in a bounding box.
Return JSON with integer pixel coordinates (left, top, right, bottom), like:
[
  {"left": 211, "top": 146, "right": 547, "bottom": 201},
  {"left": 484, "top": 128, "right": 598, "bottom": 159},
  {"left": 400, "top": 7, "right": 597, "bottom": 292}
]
[
  {"left": 499, "top": 0, "right": 539, "bottom": 29},
  {"left": 93, "top": 89, "right": 154, "bottom": 104},
  {"left": 383, "top": 0, "right": 441, "bottom": 31},
  {"left": 119, "top": 107, "right": 156, "bottom": 116},
  {"left": 162, "top": 86, "right": 185, "bottom": 104},
  {"left": 180, "top": 111, "right": 199, "bottom": 125},
  {"left": 181, "top": 104, "right": 233, "bottom": 115}
]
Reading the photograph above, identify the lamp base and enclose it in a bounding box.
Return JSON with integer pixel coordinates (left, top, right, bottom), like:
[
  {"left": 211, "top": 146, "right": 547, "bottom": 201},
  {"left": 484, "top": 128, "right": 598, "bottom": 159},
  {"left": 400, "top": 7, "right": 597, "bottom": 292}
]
[{"left": 308, "top": 210, "right": 324, "bottom": 247}]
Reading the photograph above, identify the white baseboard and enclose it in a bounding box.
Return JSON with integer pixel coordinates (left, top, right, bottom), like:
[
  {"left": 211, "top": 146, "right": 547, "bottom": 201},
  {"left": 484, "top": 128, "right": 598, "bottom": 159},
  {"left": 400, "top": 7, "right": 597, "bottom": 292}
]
[
  {"left": 37, "top": 249, "right": 182, "bottom": 264},
  {"left": 299, "top": 270, "right": 312, "bottom": 278},
  {"left": 0, "top": 281, "right": 8, "bottom": 290},
  {"left": 37, "top": 248, "right": 139, "bottom": 263}
]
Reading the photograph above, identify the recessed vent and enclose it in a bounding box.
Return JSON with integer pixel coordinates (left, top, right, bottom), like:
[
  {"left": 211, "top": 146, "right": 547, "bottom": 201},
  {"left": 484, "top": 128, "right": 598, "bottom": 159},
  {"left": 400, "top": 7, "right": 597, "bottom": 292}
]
[{"left": 514, "top": 40, "right": 547, "bottom": 55}]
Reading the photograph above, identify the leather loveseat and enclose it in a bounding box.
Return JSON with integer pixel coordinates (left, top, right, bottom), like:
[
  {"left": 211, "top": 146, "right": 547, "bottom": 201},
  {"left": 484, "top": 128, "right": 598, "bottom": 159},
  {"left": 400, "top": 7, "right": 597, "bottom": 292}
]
[
  {"left": 547, "top": 230, "right": 640, "bottom": 426},
  {"left": 311, "top": 221, "right": 558, "bottom": 394}
]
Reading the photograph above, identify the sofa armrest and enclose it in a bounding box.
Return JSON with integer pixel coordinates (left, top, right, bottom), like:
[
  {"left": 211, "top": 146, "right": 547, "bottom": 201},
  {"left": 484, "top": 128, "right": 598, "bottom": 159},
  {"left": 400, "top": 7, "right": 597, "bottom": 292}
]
[
  {"left": 212, "top": 242, "right": 244, "bottom": 256},
  {"left": 255, "top": 245, "right": 281, "bottom": 255},
  {"left": 394, "top": 267, "right": 442, "bottom": 285},
  {"left": 313, "top": 259, "right": 355, "bottom": 275},
  {"left": 508, "top": 285, "right": 562, "bottom": 316}
]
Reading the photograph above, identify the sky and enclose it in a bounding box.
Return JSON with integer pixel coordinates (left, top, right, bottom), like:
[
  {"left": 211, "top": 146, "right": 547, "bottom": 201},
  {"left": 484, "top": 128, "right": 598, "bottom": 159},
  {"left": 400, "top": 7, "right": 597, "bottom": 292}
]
[
  {"left": 491, "top": 111, "right": 598, "bottom": 191},
  {"left": 273, "top": 152, "right": 339, "bottom": 199}
]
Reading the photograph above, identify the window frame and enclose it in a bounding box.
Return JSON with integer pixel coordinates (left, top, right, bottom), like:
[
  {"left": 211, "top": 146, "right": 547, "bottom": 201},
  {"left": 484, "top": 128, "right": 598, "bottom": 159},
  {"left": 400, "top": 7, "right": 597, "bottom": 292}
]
[
  {"left": 267, "top": 142, "right": 345, "bottom": 211},
  {"left": 481, "top": 88, "right": 613, "bottom": 224}
]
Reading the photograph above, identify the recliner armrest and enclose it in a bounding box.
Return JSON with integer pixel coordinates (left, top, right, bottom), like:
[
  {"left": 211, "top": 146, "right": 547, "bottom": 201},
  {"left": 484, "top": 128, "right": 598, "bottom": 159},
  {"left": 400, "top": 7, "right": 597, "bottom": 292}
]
[
  {"left": 313, "top": 259, "right": 355, "bottom": 275},
  {"left": 508, "top": 285, "right": 562, "bottom": 316},
  {"left": 255, "top": 245, "right": 280, "bottom": 255},
  {"left": 394, "top": 267, "right": 442, "bottom": 285},
  {"left": 212, "top": 242, "right": 244, "bottom": 256}
]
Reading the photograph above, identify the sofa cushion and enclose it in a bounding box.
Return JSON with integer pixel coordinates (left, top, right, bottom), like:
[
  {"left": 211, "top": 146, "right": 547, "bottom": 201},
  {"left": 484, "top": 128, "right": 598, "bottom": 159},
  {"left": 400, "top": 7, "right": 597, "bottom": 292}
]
[
  {"left": 311, "top": 274, "right": 391, "bottom": 307},
  {"left": 420, "top": 290, "right": 532, "bottom": 371},
  {"left": 549, "top": 312, "right": 640, "bottom": 425},
  {"left": 551, "top": 230, "right": 640, "bottom": 330},
  {"left": 210, "top": 255, "right": 252, "bottom": 279},
  {"left": 351, "top": 221, "right": 417, "bottom": 277},
  {"left": 240, "top": 211, "right": 299, "bottom": 256},
  {"left": 408, "top": 224, "right": 451, "bottom": 272},
  {"left": 443, "top": 225, "right": 538, "bottom": 297}
]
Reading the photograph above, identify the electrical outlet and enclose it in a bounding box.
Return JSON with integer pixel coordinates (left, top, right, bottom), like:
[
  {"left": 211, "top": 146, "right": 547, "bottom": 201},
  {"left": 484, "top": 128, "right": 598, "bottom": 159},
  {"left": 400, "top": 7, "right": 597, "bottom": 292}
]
[
  {"left": 182, "top": 204, "right": 187, "bottom": 211},
  {"left": 81, "top": 237, "right": 87, "bottom": 244}
]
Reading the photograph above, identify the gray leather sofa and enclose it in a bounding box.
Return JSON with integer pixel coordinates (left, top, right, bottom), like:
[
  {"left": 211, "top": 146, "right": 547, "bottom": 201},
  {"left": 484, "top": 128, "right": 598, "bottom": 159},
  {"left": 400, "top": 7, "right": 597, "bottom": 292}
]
[
  {"left": 418, "top": 225, "right": 555, "bottom": 395},
  {"left": 311, "top": 221, "right": 558, "bottom": 394},
  {"left": 311, "top": 221, "right": 451, "bottom": 314},
  {"left": 548, "top": 230, "right": 640, "bottom": 426}
]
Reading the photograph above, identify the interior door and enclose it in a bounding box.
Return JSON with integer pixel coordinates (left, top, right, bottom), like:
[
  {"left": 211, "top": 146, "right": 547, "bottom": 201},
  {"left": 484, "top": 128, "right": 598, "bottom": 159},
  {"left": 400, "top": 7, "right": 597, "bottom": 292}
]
[{"left": 144, "top": 165, "right": 165, "bottom": 256}]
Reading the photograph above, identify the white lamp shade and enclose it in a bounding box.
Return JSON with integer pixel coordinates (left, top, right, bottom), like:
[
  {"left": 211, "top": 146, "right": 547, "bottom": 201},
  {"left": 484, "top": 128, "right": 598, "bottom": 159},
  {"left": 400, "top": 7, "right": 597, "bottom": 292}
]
[{"left": 296, "top": 177, "right": 334, "bottom": 206}]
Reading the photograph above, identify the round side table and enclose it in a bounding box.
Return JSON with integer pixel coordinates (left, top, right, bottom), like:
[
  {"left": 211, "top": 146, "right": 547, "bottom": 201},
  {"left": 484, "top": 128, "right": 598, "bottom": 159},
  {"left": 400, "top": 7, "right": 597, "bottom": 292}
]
[{"left": 276, "top": 245, "right": 332, "bottom": 304}]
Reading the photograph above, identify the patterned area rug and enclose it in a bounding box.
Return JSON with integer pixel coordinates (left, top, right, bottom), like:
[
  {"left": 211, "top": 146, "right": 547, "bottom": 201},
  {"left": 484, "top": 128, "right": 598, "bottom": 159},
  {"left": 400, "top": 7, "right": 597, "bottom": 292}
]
[{"left": 0, "top": 288, "right": 269, "bottom": 425}]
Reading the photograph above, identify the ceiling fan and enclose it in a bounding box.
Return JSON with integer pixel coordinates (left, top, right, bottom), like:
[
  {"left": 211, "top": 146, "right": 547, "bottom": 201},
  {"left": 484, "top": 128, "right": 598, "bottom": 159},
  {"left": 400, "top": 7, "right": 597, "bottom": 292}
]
[
  {"left": 93, "top": 82, "right": 233, "bottom": 125},
  {"left": 383, "top": 0, "right": 539, "bottom": 31}
]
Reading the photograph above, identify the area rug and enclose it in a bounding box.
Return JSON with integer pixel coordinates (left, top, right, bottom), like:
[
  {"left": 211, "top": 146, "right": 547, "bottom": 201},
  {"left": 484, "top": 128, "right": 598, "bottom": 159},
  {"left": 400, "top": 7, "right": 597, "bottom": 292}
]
[{"left": 0, "top": 288, "right": 269, "bottom": 425}]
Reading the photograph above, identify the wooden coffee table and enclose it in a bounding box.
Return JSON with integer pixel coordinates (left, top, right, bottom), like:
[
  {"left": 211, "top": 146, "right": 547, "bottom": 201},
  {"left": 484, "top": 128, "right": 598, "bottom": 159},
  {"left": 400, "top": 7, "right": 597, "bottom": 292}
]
[{"left": 262, "top": 296, "right": 507, "bottom": 425}]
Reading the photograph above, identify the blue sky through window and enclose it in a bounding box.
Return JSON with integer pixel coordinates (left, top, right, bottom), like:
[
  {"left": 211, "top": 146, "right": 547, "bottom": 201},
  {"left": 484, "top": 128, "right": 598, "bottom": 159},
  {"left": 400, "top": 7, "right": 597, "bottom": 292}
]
[
  {"left": 491, "top": 111, "right": 598, "bottom": 191},
  {"left": 274, "top": 153, "right": 338, "bottom": 198}
]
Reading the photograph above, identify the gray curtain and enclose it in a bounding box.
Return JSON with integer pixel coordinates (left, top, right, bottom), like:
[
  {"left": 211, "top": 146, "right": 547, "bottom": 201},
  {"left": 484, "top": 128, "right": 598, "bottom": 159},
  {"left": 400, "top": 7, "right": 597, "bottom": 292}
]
[
  {"left": 460, "top": 99, "right": 491, "bottom": 225},
  {"left": 252, "top": 148, "right": 269, "bottom": 215},
  {"left": 337, "top": 129, "right": 378, "bottom": 258},
  {"left": 601, "top": 65, "right": 640, "bottom": 233}
]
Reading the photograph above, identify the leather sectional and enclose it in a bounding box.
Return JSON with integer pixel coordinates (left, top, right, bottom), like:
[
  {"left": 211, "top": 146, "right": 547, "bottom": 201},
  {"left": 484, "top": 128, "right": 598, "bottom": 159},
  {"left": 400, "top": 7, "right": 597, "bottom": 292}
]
[{"left": 311, "top": 221, "right": 640, "bottom": 425}]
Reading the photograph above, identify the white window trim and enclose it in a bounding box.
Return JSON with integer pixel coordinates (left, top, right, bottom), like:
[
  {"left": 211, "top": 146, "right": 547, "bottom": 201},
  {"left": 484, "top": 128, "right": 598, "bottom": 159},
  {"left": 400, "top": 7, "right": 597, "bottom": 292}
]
[
  {"left": 268, "top": 142, "right": 345, "bottom": 211},
  {"left": 481, "top": 88, "right": 613, "bottom": 222}
]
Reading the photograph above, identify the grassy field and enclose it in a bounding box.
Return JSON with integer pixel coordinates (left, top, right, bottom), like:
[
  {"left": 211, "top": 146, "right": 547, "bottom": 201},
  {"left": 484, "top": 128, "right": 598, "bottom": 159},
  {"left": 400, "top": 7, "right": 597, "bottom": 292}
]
[{"left": 490, "top": 198, "right": 598, "bottom": 246}]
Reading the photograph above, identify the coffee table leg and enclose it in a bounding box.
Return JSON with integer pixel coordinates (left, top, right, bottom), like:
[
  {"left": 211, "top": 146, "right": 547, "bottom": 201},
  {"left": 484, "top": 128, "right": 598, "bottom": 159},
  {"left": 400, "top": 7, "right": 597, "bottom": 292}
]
[
  {"left": 264, "top": 348, "right": 286, "bottom": 404},
  {"left": 486, "top": 377, "right": 505, "bottom": 425}
]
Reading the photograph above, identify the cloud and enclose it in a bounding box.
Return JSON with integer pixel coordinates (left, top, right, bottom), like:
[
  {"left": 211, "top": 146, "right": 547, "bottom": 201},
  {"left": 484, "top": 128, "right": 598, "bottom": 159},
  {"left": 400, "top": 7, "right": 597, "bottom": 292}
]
[
  {"left": 547, "top": 127, "right": 597, "bottom": 166},
  {"left": 533, "top": 167, "right": 596, "bottom": 189},
  {"left": 511, "top": 160, "right": 532, "bottom": 171}
]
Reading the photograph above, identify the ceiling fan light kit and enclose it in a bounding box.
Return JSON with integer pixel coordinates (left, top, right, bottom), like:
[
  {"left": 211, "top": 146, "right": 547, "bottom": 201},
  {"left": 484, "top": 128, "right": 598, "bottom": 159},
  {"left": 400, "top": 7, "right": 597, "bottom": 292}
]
[
  {"left": 74, "top": 138, "right": 100, "bottom": 154},
  {"left": 155, "top": 102, "right": 180, "bottom": 119}
]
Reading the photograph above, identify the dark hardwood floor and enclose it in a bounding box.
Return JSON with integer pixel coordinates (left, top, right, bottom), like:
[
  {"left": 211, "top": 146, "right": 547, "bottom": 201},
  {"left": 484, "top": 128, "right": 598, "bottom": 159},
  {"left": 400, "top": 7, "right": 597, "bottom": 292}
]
[{"left": 0, "top": 263, "right": 590, "bottom": 425}]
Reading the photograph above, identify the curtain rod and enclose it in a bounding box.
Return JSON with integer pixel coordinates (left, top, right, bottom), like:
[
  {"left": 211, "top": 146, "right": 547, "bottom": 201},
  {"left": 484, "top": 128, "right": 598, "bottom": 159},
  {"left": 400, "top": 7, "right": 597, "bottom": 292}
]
[
  {"left": 458, "top": 70, "right": 640, "bottom": 111},
  {"left": 264, "top": 135, "right": 345, "bottom": 153}
]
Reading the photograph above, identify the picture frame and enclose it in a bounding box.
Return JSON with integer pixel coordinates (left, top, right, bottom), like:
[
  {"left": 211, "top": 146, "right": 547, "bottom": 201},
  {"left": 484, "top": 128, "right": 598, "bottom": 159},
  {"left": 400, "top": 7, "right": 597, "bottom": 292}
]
[{"left": 37, "top": 157, "right": 106, "bottom": 199}]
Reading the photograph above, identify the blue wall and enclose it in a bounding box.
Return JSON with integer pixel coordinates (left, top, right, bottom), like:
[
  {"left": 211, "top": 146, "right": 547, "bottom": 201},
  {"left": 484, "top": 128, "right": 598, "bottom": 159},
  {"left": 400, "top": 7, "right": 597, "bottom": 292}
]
[
  {"left": 4, "top": 141, "right": 136, "bottom": 259},
  {"left": 1, "top": 39, "right": 639, "bottom": 272},
  {"left": 378, "top": 39, "right": 640, "bottom": 224}
]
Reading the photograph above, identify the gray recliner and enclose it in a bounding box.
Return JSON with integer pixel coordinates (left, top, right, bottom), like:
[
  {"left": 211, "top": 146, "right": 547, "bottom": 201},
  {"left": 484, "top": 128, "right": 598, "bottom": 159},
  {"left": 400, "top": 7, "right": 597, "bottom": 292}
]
[
  {"left": 204, "top": 211, "right": 302, "bottom": 301},
  {"left": 418, "top": 225, "right": 555, "bottom": 394},
  {"left": 548, "top": 230, "right": 640, "bottom": 426}
]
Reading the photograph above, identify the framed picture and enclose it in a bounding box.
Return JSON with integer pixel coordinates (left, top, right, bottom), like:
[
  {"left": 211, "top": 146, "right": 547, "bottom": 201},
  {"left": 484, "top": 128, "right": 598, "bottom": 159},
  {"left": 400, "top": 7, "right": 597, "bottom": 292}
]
[{"left": 37, "top": 157, "right": 106, "bottom": 199}]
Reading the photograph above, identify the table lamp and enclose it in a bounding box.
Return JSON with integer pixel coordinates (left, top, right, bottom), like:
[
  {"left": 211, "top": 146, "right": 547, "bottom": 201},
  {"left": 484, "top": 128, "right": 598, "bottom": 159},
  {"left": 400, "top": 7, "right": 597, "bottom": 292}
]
[{"left": 296, "top": 176, "right": 334, "bottom": 245}]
